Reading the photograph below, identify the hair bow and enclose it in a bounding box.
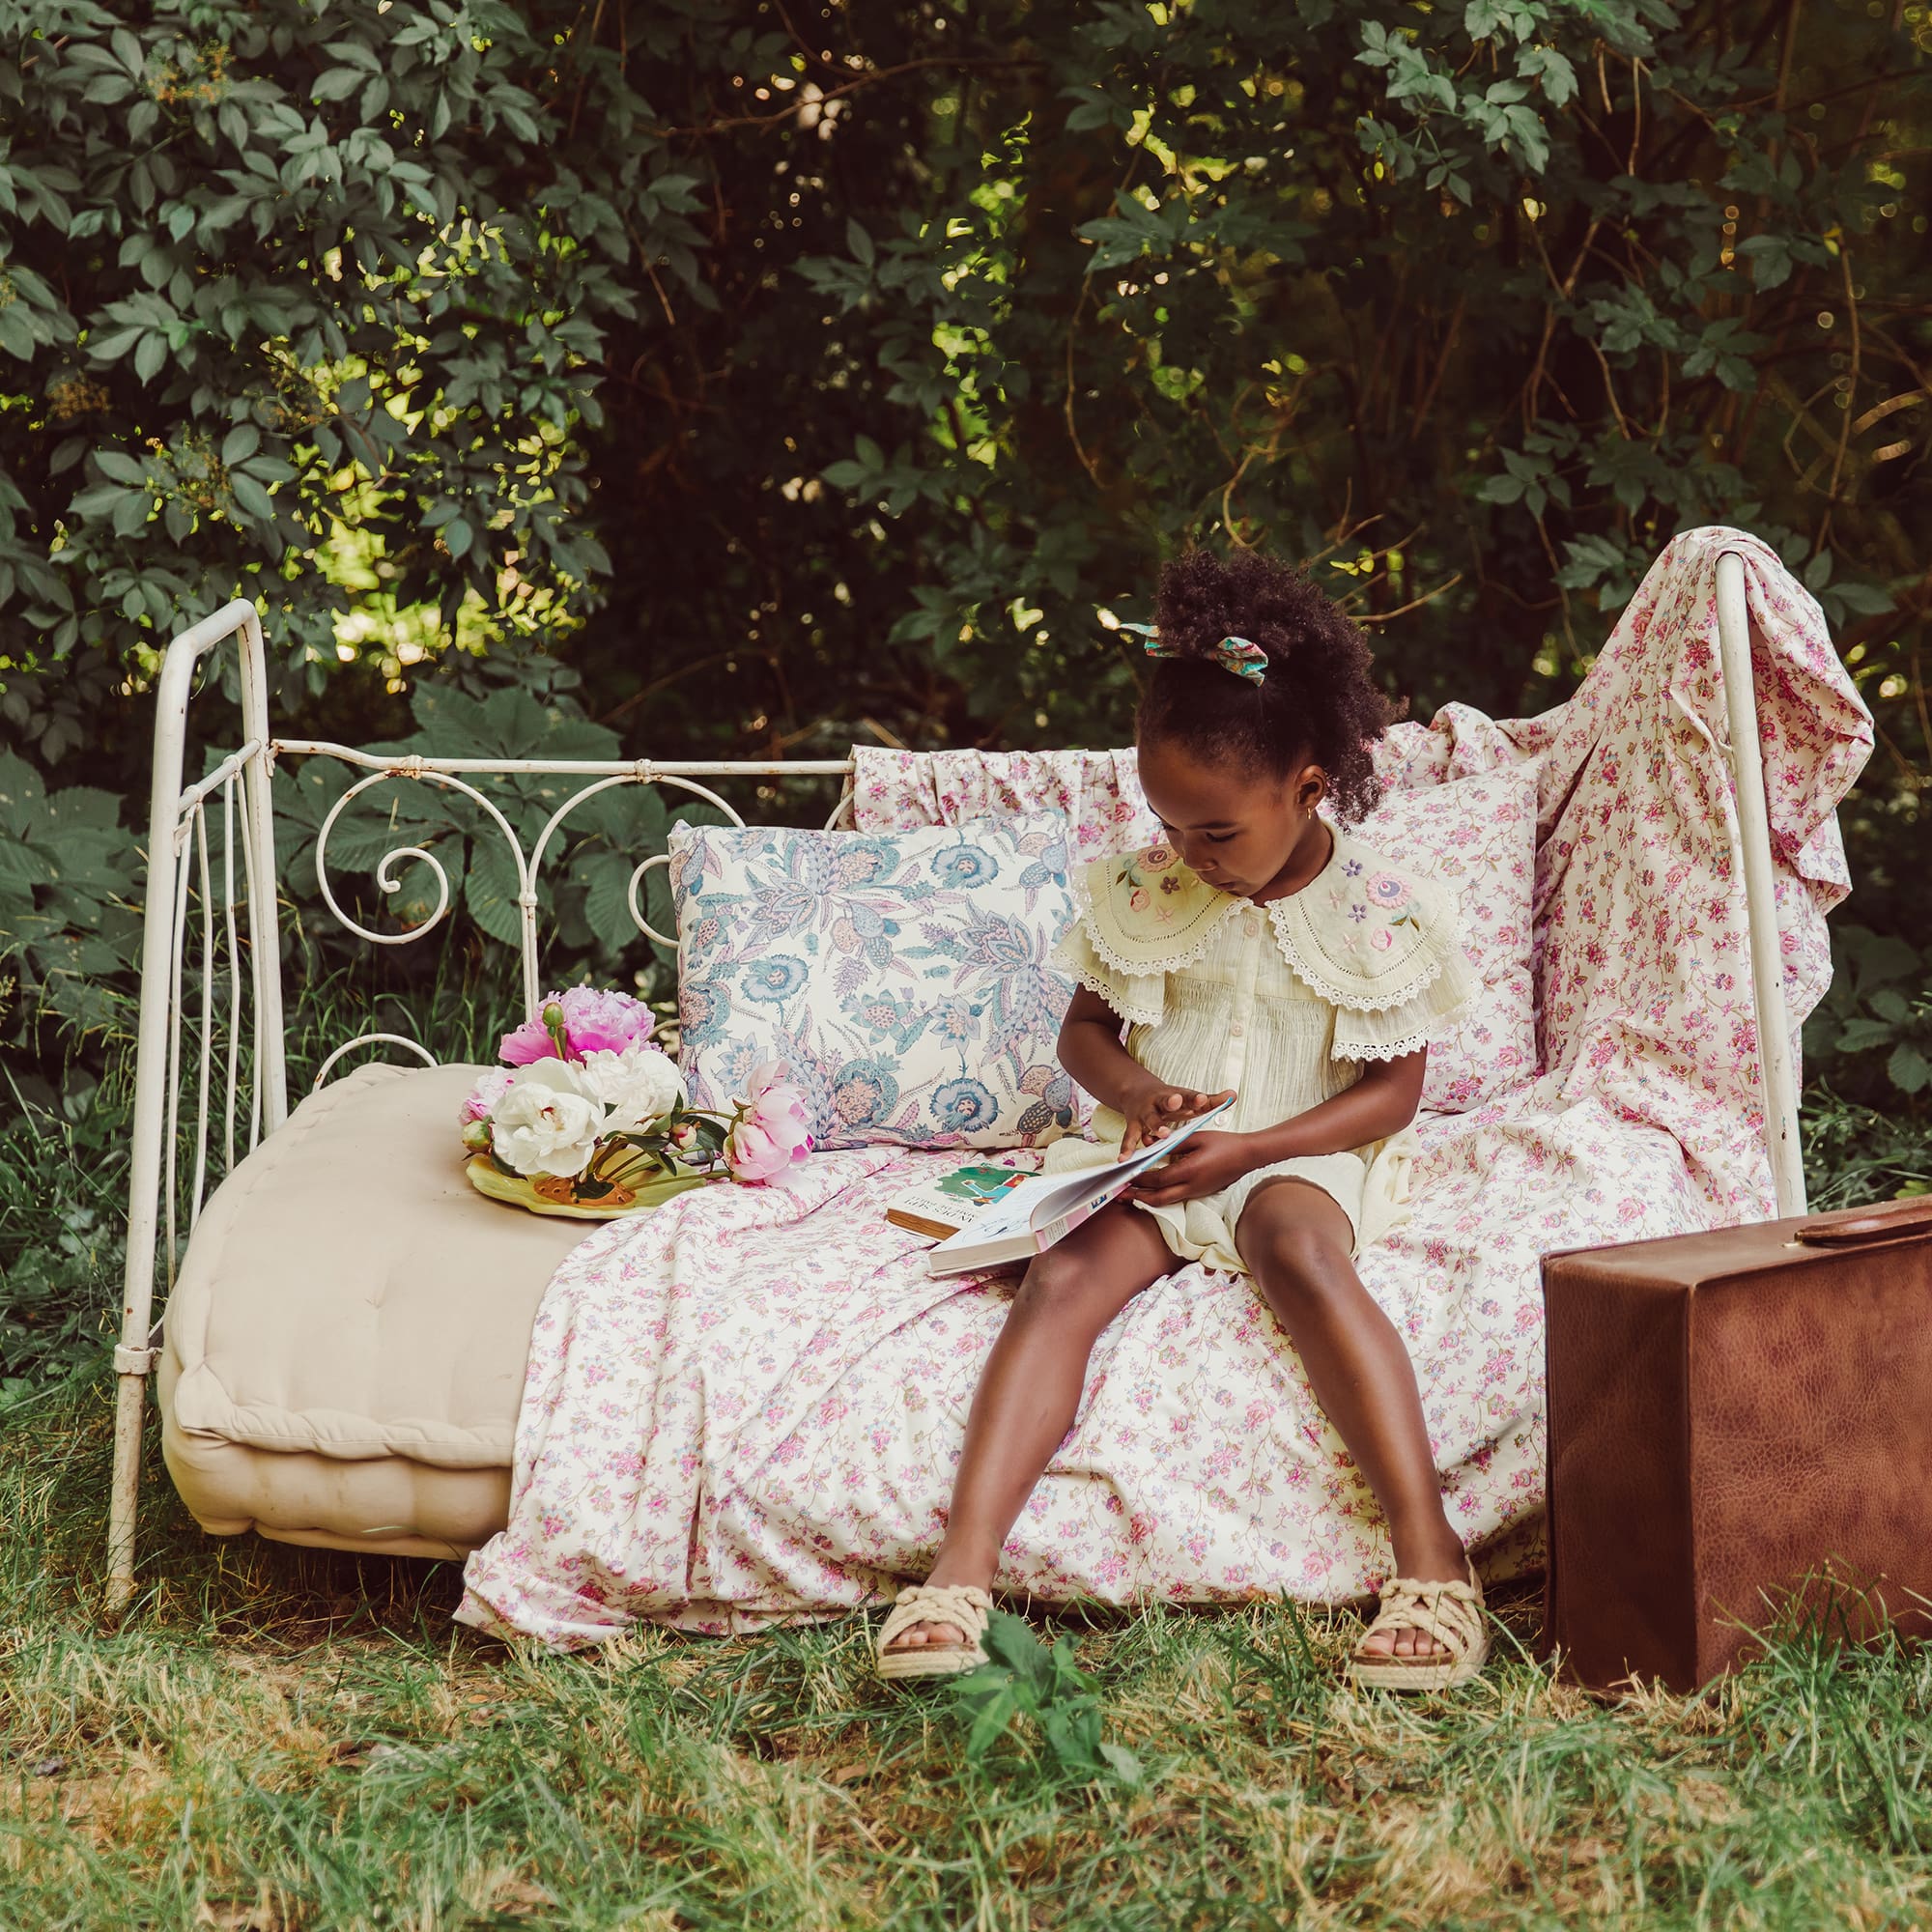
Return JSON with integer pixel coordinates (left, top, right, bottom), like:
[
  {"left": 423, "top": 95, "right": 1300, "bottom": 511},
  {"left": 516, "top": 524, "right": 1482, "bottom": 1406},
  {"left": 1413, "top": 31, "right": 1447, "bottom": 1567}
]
[{"left": 1117, "top": 621, "right": 1267, "bottom": 686}]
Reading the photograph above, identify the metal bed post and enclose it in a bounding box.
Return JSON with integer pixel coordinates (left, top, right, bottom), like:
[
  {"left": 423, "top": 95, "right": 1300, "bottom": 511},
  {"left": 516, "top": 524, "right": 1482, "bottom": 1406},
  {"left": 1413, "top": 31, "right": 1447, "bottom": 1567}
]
[
  {"left": 106, "top": 598, "right": 264, "bottom": 1614},
  {"left": 1715, "top": 548, "right": 1808, "bottom": 1219}
]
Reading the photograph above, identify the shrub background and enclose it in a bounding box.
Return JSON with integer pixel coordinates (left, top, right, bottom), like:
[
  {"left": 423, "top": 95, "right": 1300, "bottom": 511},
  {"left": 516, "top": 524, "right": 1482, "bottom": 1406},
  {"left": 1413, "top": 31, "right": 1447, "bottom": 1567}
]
[{"left": 2, "top": 0, "right": 1928, "bottom": 1384}]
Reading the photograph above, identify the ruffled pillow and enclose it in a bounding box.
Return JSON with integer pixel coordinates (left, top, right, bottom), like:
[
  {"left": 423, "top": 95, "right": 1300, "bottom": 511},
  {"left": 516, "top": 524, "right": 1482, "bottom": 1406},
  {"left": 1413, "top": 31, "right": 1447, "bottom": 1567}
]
[{"left": 1343, "top": 767, "right": 1538, "bottom": 1111}]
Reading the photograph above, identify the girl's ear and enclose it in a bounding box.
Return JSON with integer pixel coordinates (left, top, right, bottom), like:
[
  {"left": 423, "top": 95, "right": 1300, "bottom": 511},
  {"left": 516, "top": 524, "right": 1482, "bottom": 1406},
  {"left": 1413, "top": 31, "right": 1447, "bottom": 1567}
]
[{"left": 1294, "top": 763, "right": 1328, "bottom": 813}]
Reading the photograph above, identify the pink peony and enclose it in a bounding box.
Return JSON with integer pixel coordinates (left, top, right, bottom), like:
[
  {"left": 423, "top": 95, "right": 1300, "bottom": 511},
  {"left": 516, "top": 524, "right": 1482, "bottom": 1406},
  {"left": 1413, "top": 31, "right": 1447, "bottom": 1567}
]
[
  {"left": 498, "top": 986, "right": 657, "bottom": 1064},
  {"left": 556, "top": 984, "right": 656, "bottom": 1057},
  {"left": 499, "top": 1012, "right": 559, "bottom": 1065},
  {"left": 459, "top": 1066, "right": 515, "bottom": 1124},
  {"left": 724, "top": 1061, "right": 813, "bottom": 1183}
]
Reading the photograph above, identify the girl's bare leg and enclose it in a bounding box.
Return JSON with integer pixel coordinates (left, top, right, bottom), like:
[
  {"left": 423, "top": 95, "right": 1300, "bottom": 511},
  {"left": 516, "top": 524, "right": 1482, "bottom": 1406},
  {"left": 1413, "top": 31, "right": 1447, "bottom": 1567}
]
[
  {"left": 885, "top": 1202, "right": 1177, "bottom": 1654},
  {"left": 1236, "top": 1179, "right": 1470, "bottom": 1662}
]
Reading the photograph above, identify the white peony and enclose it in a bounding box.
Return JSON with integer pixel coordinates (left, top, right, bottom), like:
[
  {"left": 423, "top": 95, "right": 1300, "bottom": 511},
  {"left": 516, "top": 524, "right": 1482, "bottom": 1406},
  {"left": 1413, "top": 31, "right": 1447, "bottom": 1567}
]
[
  {"left": 575, "top": 1041, "right": 683, "bottom": 1131},
  {"left": 491, "top": 1062, "right": 607, "bottom": 1178}
]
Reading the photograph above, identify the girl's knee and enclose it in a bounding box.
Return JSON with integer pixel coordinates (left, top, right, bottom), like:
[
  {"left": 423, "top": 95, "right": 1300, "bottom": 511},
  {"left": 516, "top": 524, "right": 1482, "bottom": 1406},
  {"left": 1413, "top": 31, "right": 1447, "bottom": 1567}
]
[
  {"left": 1009, "top": 1250, "right": 1126, "bottom": 1329},
  {"left": 1245, "top": 1214, "right": 1353, "bottom": 1303}
]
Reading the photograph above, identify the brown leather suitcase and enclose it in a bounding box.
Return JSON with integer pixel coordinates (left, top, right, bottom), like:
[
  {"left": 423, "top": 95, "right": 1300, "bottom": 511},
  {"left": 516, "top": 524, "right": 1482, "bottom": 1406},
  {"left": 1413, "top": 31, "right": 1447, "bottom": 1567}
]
[{"left": 1540, "top": 1196, "right": 1932, "bottom": 1691}]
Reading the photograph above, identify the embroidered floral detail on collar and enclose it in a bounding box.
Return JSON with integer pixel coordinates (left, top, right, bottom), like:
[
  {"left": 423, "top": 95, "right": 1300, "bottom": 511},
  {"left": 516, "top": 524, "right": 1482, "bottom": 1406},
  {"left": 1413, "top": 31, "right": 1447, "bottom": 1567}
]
[
  {"left": 1072, "top": 829, "right": 1461, "bottom": 1016},
  {"left": 1266, "top": 829, "right": 1459, "bottom": 1012},
  {"left": 1074, "top": 843, "right": 1245, "bottom": 979}
]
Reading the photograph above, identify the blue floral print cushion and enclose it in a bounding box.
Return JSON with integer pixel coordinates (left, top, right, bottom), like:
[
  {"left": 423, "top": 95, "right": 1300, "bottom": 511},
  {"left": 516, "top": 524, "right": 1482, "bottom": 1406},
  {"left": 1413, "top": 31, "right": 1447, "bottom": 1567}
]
[{"left": 668, "top": 816, "right": 1085, "bottom": 1150}]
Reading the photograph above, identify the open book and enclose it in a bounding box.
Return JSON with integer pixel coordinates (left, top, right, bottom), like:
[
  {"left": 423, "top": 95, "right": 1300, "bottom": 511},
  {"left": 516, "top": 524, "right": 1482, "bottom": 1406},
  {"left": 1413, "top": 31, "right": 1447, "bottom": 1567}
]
[
  {"left": 925, "top": 1096, "right": 1235, "bottom": 1278},
  {"left": 884, "top": 1163, "right": 1035, "bottom": 1241}
]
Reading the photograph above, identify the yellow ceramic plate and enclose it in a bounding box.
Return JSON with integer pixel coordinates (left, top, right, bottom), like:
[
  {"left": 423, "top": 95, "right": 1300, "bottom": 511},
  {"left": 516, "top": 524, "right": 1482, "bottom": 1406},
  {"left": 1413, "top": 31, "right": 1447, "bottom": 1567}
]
[{"left": 465, "top": 1156, "right": 713, "bottom": 1220}]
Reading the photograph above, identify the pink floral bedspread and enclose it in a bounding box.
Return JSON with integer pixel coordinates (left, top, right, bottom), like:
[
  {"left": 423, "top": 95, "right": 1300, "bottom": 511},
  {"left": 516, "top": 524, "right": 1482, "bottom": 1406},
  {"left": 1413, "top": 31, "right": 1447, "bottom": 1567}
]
[{"left": 459, "top": 528, "right": 1871, "bottom": 1646}]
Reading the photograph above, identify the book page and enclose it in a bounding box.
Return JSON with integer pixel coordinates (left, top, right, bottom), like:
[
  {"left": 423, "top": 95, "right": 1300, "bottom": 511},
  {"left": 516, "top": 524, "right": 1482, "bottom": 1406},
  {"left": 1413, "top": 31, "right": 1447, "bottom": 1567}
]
[{"left": 929, "top": 1096, "right": 1235, "bottom": 1259}]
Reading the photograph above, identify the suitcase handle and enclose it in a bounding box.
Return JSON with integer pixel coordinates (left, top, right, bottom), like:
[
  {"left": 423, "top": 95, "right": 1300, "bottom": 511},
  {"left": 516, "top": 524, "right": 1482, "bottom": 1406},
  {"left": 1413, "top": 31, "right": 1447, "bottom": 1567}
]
[{"left": 1794, "top": 1197, "right": 1932, "bottom": 1246}]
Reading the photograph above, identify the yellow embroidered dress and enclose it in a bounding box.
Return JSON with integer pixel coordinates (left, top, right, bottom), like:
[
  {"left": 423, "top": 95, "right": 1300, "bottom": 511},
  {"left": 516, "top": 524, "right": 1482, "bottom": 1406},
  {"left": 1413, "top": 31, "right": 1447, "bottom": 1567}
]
[{"left": 1044, "top": 828, "right": 1472, "bottom": 1269}]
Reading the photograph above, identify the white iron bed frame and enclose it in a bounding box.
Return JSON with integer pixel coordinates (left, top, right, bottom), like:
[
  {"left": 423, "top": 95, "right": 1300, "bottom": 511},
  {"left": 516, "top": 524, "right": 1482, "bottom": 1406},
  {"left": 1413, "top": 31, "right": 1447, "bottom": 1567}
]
[{"left": 103, "top": 553, "right": 1804, "bottom": 1612}]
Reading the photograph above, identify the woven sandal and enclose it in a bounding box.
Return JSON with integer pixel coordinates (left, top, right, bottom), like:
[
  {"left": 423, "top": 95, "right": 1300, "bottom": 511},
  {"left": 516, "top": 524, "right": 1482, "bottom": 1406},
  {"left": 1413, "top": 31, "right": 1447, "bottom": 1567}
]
[
  {"left": 876, "top": 1582, "right": 994, "bottom": 1681},
  {"left": 1348, "top": 1574, "right": 1490, "bottom": 1692}
]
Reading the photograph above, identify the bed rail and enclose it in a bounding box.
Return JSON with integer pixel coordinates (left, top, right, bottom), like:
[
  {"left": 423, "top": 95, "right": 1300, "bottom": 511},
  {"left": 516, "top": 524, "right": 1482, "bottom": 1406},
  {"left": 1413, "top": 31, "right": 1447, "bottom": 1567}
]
[{"left": 1716, "top": 549, "right": 1807, "bottom": 1221}]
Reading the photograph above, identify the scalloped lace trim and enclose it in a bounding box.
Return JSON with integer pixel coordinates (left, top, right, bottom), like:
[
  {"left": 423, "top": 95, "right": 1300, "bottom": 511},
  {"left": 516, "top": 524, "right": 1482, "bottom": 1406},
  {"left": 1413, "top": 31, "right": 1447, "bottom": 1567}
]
[
  {"left": 1265, "top": 895, "right": 1453, "bottom": 1013},
  {"left": 1332, "top": 1029, "right": 1438, "bottom": 1064},
  {"left": 1065, "top": 961, "right": 1163, "bottom": 1029}
]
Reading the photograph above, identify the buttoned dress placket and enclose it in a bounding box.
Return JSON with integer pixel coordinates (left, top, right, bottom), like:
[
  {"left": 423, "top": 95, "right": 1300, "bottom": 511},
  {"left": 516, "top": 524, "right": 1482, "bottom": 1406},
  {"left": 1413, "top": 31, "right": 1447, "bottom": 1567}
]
[{"left": 1219, "top": 905, "right": 1267, "bottom": 1117}]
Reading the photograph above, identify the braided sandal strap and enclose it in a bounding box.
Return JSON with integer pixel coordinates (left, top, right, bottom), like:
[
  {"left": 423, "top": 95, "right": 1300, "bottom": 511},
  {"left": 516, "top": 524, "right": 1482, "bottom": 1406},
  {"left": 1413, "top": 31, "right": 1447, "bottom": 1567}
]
[
  {"left": 877, "top": 1582, "right": 993, "bottom": 1653},
  {"left": 1352, "top": 1577, "right": 1485, "bottom": 1663}
]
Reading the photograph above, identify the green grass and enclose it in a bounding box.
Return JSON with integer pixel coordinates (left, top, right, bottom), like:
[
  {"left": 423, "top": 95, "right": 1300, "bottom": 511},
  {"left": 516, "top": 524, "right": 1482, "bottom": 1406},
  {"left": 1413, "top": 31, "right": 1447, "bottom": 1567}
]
[{"left": 5, "top": 1387, "right": 1932, "bottom": 1930}]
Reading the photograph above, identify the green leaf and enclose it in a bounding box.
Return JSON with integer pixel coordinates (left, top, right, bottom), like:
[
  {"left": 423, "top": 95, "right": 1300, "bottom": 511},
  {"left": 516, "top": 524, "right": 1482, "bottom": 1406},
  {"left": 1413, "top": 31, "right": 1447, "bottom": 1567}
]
[
  {"left": 846, "top": 217, "right": 875, "bottom": 268},
  {"left": 464, "top": 838, "right": 526, "bottom": 949},
  {"left": 1851, "top": 932, "right": 1921, "bottom": 991},
  {"left": 230, "top": 472, "right": 275, "bottom": 522},
  {"left": 581, "top": 848, "right": 650, "bottom": 953},
  {"left": 1835, "top": 1017, "right": 1898, "bottom": 1052},
  {"left": 0, "top": 841, "right": 52, "bottom": 891},
  {"left": 95, "top": 448, "right": 147, "bottom": 486},
  {"left": 1518, "top": 45, "right": 1577, "bottom": 107},
  {"left": 0, "top": 306, "right": 35, "bottom": 359},
  {"left": 312, "top": 68, "right": 367, "bottom": 103},
  {"left": 962, "top": 1683, "right": 1019, "bottom": 1761},
  {"left": 980, "top": 1609, "right": 1054, "bottom": 1697},
  {"left": 1888, "top": 1043, "right": 1930, "bottom": 1096}
]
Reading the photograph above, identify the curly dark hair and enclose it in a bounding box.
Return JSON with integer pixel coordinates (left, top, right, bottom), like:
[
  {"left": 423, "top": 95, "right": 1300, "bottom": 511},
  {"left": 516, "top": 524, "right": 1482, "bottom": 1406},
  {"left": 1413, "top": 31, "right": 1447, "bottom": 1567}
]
[{"left": 1134, "top": 548, "right": 1401, "bottom": 824}]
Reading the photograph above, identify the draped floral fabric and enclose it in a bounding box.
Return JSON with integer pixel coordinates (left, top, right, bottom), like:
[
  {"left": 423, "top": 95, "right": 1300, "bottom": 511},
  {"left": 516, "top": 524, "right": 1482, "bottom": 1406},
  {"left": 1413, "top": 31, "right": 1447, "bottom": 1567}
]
[{"left": 459, "top": 527, "right": 1872, "bottom": 1646}]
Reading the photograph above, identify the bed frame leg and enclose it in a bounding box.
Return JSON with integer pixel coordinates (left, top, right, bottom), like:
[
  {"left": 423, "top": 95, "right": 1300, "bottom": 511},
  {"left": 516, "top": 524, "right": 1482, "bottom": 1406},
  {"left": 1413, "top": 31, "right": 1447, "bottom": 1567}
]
[
  {"left": 1715, "top": 547, "right": 1808, "bottom": 1220},
  {"left": 105, "top": 1364, "right": 152, "bottom": 1615}
]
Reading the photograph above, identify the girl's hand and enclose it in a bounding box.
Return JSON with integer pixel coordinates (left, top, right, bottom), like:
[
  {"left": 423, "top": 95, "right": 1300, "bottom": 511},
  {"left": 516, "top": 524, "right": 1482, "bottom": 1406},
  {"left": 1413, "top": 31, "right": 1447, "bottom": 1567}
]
[
  {"left": 1128, "top": 1131, "right": 1255, "bottom": 1206},
  {"left": 1119, "top": 1084, "right": 1236, "bottom": 1156}
]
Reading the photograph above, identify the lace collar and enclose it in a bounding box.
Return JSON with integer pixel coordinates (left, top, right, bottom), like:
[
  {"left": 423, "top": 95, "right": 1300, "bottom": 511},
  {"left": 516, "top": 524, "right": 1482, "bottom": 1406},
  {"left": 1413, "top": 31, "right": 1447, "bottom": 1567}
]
[{"left": 1075, "top": 827, "right": 1457, "bottom": 1014}]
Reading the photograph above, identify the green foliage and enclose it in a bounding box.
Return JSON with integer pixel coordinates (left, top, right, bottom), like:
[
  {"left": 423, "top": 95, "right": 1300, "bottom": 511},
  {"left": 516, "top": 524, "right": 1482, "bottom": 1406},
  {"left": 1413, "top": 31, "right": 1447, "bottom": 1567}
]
[
  {"left": 779, "top": 0, "right": 1928, "bottom": 750},
  {"left": 0, "top": 1083, "right": 125, "bottom": 1397},
  {"left": 951, "top": 1608, "right": 1145, "bottom": 1787},
  {"left": 1804, "top": 1087, "right": 1932, "bottom": 1208},
  {"left": 4, "top": 0, "right": 1925, "bottom": 771},
  {"left": 0, "top": 748, "right": 143, "bottom": 1044},
  {"left": 0, "top": 0, "right": 671, "bottom": 755},
  {"left": 1806, "top": 924, "right": 1932, "bottom": 1101}
]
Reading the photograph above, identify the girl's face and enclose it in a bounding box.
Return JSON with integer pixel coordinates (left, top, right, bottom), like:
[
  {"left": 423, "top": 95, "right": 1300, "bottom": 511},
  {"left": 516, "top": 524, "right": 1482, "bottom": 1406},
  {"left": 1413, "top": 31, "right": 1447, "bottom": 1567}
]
[{"left": 1137, "top": 736, "right": 1330, "bottom": 901}]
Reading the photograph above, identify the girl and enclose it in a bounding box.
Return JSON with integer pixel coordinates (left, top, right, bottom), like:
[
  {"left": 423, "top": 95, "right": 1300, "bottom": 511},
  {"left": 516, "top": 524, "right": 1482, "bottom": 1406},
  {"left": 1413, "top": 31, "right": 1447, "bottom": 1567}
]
[{"left": 876, "top": 549, "right": 1487, "bottom": 1692}]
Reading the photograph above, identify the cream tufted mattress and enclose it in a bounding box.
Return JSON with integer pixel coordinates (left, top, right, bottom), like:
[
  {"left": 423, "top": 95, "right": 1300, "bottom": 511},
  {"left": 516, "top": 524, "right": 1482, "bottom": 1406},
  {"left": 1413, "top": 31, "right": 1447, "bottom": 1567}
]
[{"left": 158, "top": 1063, "right": 586, "bottom": 1557}]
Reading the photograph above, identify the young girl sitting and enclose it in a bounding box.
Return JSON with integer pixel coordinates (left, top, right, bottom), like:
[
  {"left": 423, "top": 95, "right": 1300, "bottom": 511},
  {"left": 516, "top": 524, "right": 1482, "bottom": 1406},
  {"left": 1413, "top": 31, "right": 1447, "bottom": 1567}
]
[{"left": 876, "top": 549, "right": 1486, "bottom": 1692}]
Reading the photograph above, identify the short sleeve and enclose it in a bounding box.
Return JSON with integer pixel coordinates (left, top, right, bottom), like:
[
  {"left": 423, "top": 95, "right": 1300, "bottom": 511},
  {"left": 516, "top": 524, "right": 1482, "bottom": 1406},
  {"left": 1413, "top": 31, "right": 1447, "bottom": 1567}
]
[
  {"left": 1053, "top": 920, "right": 1166, "bottom": 1028},
  {"left": 1330, "top": 937, "right": 1473, "bottom": 1063}
]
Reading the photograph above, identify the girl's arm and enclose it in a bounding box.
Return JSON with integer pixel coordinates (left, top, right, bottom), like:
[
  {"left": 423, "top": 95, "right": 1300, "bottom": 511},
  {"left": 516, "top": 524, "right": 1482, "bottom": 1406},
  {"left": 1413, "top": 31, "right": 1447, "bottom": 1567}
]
[
  {"left": 1128, "top": 1052, "right": 1425, "bottom": 1207},
  {"left": 1057, "top": 986, "right": 1233, "bottom": 1154}
]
